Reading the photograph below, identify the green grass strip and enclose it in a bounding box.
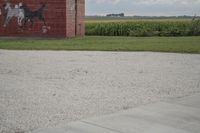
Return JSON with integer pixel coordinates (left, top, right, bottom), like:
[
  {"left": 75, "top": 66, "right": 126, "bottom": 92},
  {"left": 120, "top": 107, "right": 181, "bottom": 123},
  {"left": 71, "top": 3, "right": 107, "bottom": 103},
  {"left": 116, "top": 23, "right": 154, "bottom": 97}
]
[{"left": 0, "top": 36, "right": 200, "bottom": 53}]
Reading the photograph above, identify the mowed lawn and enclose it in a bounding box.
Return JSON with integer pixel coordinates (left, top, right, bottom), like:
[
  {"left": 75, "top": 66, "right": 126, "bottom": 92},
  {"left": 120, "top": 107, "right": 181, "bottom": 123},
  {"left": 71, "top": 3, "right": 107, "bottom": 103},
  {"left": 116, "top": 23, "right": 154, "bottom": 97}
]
[{"left": 0, "top": 36, "right": 200, "bottom": 53}]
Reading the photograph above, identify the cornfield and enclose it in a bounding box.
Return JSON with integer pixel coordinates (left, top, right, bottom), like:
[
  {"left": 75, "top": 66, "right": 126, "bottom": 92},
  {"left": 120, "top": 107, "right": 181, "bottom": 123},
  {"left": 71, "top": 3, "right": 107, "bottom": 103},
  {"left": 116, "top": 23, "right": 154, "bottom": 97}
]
[{"left": 86, "top": 18, "right": 200, "bottom": 36}]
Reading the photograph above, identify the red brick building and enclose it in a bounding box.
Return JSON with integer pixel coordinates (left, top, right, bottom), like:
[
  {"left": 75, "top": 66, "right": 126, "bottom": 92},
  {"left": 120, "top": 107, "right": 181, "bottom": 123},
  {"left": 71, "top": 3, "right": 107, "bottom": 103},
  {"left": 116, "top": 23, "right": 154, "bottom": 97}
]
[{"left": 0, "top": 0, "right": 85, "bottom": 37}]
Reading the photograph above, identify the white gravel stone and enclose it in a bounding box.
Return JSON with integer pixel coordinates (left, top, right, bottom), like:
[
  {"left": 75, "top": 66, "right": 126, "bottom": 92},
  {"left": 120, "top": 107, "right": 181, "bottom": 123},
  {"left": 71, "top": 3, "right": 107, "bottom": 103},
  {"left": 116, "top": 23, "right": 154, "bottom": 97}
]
[{"left": 0, "top": 50, "right": 200, "bottom": 133}]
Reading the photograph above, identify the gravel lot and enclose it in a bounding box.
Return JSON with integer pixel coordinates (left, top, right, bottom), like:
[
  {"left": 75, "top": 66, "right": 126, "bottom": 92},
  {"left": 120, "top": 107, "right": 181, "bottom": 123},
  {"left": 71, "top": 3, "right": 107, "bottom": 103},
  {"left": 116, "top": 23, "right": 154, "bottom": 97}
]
[{"left": 0, "top": 50, "right": 200, "bottom": 133}]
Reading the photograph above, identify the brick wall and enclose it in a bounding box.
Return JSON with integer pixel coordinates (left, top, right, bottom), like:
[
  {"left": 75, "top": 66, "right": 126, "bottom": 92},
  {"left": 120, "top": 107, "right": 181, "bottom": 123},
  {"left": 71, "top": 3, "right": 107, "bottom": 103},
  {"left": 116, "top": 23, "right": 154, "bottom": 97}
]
[
  {"left": 76, "top": 0, "right": 85, "bottom": 36},
  {"left": 66, "top": 0, "right": 76, "bottom": 37},
  {"left": 66, "top": 0, "right": 85, "bottom": 37},
  {"left": 0, "top": 0, "right": 84, "bottom": 37}
]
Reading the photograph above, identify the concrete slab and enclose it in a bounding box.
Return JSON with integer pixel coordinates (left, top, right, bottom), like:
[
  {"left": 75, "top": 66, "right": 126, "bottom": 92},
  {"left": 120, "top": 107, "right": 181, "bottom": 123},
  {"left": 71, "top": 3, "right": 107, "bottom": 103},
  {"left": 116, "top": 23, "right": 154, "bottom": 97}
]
[
  {"left": 84, "top": 102, "right": 200, "bottom": 133},
  {"left": 31, "top": 128, "right": 68, "bottom": 133},
  {"left": 31, "top": 121, "right": 117, "bottom": 133},
  {"left": 30, "top": 94, "right": 200, "bottom": 133},
  {"left": 143, "top": 124, "right": 190, "bottom": 133}
]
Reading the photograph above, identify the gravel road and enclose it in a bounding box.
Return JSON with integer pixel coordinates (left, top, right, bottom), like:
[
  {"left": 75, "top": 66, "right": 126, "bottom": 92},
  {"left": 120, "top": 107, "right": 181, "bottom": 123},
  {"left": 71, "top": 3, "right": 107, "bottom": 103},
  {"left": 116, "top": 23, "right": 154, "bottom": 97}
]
[{"left": 0, "top": 50, "right": 200, "bottom": 133}]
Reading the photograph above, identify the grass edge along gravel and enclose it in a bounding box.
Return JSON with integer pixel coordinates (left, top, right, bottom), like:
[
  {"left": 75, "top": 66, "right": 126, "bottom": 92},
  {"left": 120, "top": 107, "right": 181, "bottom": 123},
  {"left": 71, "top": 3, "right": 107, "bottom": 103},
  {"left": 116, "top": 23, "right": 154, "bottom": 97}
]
[{"left": 0, "top": 36, "right": 200, "bottom": 54}]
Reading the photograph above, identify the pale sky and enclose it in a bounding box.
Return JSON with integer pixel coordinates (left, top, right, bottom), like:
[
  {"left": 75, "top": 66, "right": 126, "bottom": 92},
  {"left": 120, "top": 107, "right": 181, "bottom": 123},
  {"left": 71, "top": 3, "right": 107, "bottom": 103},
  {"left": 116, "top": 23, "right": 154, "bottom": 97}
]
[{"left": 86, "top": 0, "right": 200, "bottom": 16}]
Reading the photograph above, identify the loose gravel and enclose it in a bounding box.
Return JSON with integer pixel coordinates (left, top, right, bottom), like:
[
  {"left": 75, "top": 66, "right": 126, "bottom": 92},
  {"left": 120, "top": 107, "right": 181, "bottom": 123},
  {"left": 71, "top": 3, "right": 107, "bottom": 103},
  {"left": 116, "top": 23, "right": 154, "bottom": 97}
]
[{"left": 0, "top": 50, "right": 200, "bottom": 133}]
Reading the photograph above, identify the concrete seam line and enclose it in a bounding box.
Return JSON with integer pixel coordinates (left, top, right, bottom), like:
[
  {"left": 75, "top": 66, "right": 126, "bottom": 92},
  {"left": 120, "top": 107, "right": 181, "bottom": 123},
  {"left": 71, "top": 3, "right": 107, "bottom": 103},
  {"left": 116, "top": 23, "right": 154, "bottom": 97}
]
[
  {"left": 164, "top": 97, "right": 200, "bottom": 109},
  {"left": 81, "top": 120, "right": 124, "bottom": 133}
]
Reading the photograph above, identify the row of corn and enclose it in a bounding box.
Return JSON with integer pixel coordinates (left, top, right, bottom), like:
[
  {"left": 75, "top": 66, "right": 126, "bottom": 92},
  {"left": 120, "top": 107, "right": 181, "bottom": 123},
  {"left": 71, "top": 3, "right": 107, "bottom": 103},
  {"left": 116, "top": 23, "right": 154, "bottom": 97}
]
[{"left": 85, "top": 19, "right": 200, "bottom": 36}]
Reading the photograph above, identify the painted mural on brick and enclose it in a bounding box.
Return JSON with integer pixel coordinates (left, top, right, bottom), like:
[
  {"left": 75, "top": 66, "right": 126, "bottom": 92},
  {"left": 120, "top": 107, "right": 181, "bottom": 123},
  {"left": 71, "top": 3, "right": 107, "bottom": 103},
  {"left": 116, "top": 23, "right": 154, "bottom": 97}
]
[
  {"left": 0, "top": 0, "right": 50, "bottom": 33},
  {"left": 0, "top": 0, "right": 85, "bottom": 37}
]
